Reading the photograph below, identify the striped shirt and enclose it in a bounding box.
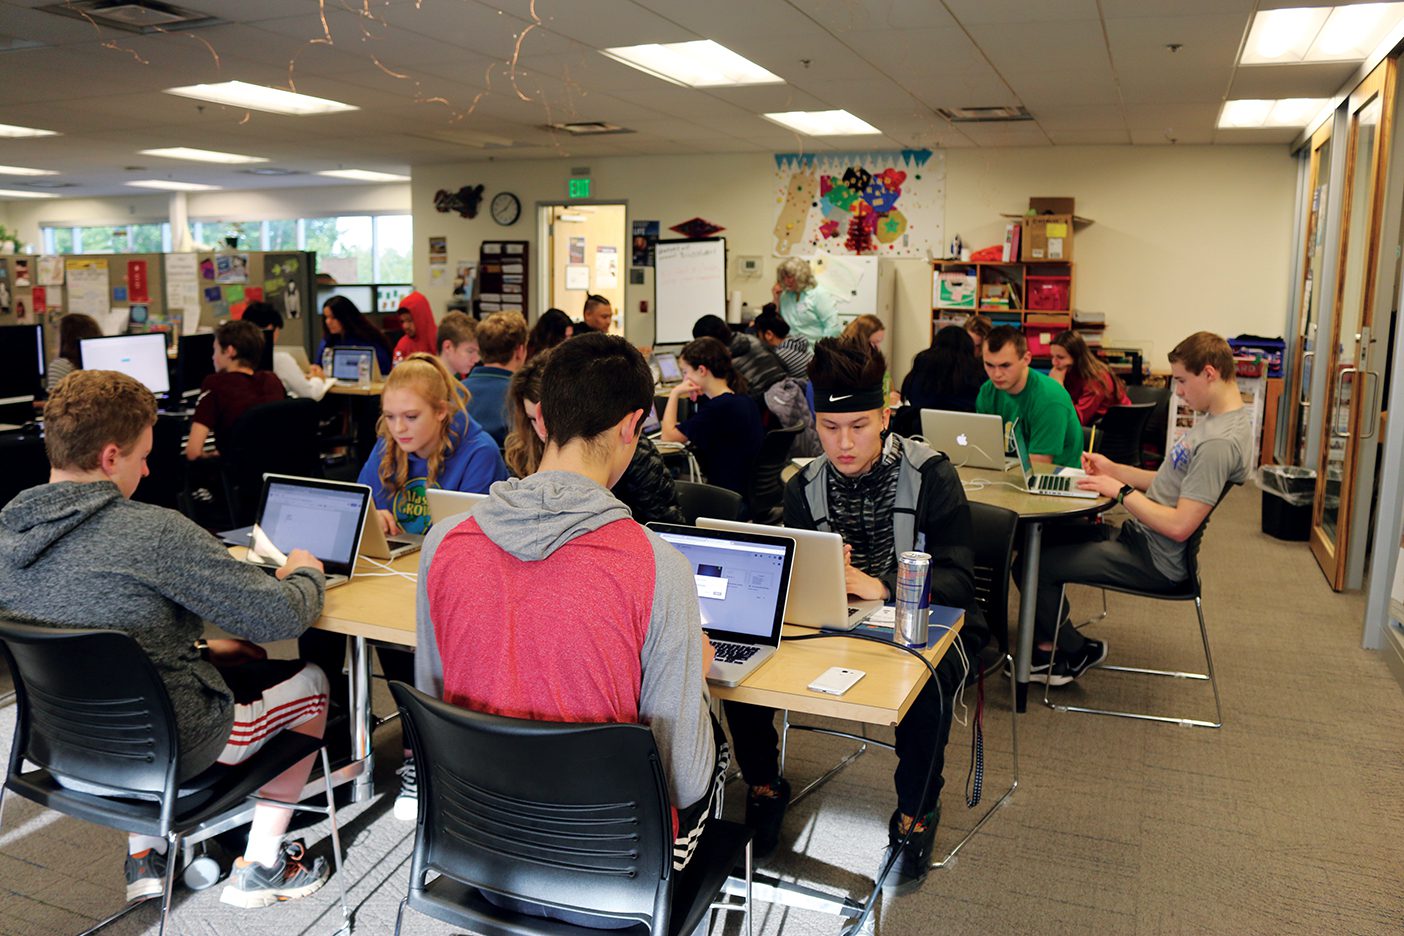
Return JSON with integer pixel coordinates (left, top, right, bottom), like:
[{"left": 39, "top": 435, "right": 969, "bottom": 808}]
[
  {"left": 774, "top": 335, "right": 812, "bottom": 379},
  {"left": 824, "top": 435, "right": 903, "bottom": 582}
]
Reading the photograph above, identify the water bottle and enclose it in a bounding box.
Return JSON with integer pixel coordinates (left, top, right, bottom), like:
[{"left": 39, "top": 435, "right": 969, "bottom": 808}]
[
  {"left": 357, "top": 354, "right": 371, "bottom": 389},
  {"left": 322, "top": 347, "right": 333, "bottom": 375},
  {"left": 894, "top": 551, "right": 932, "bottom": 648}
]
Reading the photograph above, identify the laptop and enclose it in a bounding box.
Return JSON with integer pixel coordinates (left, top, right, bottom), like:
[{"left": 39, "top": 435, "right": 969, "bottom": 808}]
[
  {"left": 243, "top": 475, "right": 372, "bottom": 587},
  {"left": 649, "top": 523, "right": 795, "bottom": 687},
  {"left": 330, "top": 346, "right": 382, "bottom": 384},
  {"left": 919, "top": 410, "right": 1019, "bottom": 471},
  {"left": 698, "top": 518, "right": 883, "bottom": 631},
  {"left": 358, "top": 503, "right": 423, "bottom": 560},
  {"left": 1011, "top": 432, "right": 1097, "bottom": 498},
  {"left": 426, "top": 489, "right": 488, "bottom": 526},
  {"left": 653, "top": 352, "right": 684, "bottom": 386}
]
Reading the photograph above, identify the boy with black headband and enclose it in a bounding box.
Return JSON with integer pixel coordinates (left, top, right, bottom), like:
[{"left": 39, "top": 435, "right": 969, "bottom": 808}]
[{"left": 722, "top": 337, "right": 990, "bottom": 895}]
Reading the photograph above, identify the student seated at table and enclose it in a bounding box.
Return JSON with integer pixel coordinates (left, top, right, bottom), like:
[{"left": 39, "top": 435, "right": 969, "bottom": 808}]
[
  {"left": 894, "top": 325, "right": 986, "bottom": 436},
  {"left": 1049, "top": 330, "right": 1131, "bottom": 426},
  {"left": 526, "top": 307, "right": 573, "bottom": 359},
  {"left": 436, "top": 310, "right": 479, "bottom": 379},
  {"left": 391, "top": 291, "right": 438, "bottom": 365},
  {"left": 414, "top": 333, "right": 723, "bottom": 928},
  {"left": 463, "top": 311, "right": 527, "bottom": 447},
  {"left": 574, "top": 293, "right": 614, "bottom": 335},
  {"left": 753, "top": 305, "right": 812, "bottom": 379},
  {"left": 505, "top": 348, "right": 686, "bottom": 525},
  {"left": 1023, "top": 332, "right": 1252, "bottom": 685},
  {"left": 0, "top": 370, "right": 334, "bottom": 908},
  {"left": 723, "top": 337, "right": 990, "bottom": 894},
  {"left": 357, "top": 352, "right": 508, "bottom": 537},
  {"left": 241, "top": 301, "right": 334, "bottom": 401},
  {"left": 660, "top": 336, "right": 766, "bottom": 500},
  {"left": 185, "top": 320, "right": 287, "bottom": 461},
  {"left": 46, "top": 312, "right": 102, "bottom": 392},
  {"left": 313, "top": 295, "right": 392, "bottom": 377},
  {"left": 976, "top": 325, "right": 1083, "bottom": 467},
  {"left": 965, "top": 313, "right": 992, "bottom": 358},
  {"left": 691, "top": 313, "right": 788, "bottom": 404}
]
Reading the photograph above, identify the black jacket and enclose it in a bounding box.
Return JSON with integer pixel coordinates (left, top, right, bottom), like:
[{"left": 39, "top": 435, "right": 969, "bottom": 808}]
[
  {"left": 730, "top": 334, "right": 788, "bottom": 407},
  {"left": 615, "top": 436, "right": 687, "bottom": 526}
]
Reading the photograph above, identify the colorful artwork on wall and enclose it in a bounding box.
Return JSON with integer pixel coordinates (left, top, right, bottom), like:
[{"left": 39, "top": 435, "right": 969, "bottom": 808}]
[{"left": 772, "top": 149, "right": 944, "bottom": 257}]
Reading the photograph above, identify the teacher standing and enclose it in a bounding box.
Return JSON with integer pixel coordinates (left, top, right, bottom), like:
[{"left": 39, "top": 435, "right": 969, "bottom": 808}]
[{"left": 773, "top": 258, "right": 840, "bottom": 343}]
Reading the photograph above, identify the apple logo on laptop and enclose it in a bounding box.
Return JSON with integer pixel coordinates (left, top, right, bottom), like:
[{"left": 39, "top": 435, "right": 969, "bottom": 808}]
[{"left": 956, "top": 433, "right": 969, "bottom": 447}]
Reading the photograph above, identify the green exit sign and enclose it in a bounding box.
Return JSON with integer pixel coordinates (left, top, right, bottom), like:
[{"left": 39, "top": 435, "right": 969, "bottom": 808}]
[{"left": 568, "top": 177, "right": 591, "bottom": 198}]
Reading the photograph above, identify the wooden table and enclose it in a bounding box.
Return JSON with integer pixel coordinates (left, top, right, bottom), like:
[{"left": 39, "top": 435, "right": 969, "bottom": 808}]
[
  {"left": 325, "top": 380, "right": 385, "bottom": 396},
  {"left": 958, "top": 465, "right": 1111, "bottom": 712}
]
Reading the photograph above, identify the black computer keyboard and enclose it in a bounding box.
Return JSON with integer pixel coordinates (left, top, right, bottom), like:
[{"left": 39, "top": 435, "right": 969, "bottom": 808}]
[
  {"left": 713, "top": 642, "right": 761, "bottom": 664},
  {"left": 1039, "top": 474, "right": 1072, "bottom": 491}
]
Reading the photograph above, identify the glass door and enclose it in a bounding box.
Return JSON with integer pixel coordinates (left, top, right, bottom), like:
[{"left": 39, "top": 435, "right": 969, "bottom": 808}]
[
  {"left": 1312, "top": 59, "right": 1396, "bottom": 589},
  {"left": 1289, "top": 123, "right": 1333, "bottom": 466}
]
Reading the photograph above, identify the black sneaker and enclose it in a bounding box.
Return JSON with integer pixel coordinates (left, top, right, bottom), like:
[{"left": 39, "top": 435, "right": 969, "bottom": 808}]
[
  {"left": 744, "top": 778, "right": 791, "bottom": 859},
  {"left": 124, "top": 848, "right": 167, "bottom": 903},
  {"left": 1043, "top": 639, "right": 1109, "bottom": 687},
  {"left": 393, "top": 756, "right": 418, "bottom": 821},
  {"left": 1006, "top": 648, "right": 1056, "bottom": 683},
  {"left": 219, "top": 840, "right": 328, "bottom": 908},
  {"left": 879, "top": 802, "right": 939, "bottom": 897}
]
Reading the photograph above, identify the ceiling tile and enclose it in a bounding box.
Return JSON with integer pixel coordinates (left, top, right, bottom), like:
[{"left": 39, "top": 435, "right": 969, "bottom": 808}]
[
  {"left": 1101, "top": 0, "right": 1255, "bottom": 17},
  {"left": 966, "top": 19, "right": 1110, "bottom": 68},
  {"left": 943, "top": 0, "right": 1100, "bottom": 25},
  {"left": 1006, "top": 64, "right": 1122, "bottom": 107},
  {"left": 1047, "top": 129, "right": 1134, "bottom": 144},
  {"left": 1032, "top": 105, "right": 1127, "bottom": 131},
  {"left": 1123, "top": 103, "right": 1223, "bottom": 131},
  {"left": 1130, "top": 128, "right": 1214, "bottom": 144},
  {"left": 957, "top": 122, "right": 1054, "bottom": 147},
  {"left": 1229, "top": 63, "right": 1361, "bottom": 99}
]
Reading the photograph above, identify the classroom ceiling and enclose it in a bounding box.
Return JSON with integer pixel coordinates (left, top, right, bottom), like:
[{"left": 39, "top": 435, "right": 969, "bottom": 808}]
[{"left": 0, "top": 0, "right": 1380, "bottom": 197}]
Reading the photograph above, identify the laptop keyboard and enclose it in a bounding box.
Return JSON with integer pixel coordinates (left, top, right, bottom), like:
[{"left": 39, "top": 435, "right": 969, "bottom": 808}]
[
  {"left": 1039, "top": 474, "right": 1072, "bottom": 492},
  {"left": 712, "top": 641, "right": 761, "bottom": 665}
]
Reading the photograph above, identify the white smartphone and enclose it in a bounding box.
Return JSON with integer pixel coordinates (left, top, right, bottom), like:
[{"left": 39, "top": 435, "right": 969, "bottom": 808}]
[{"left": 807, "top": 666, "right": 865, "bottom": 696}]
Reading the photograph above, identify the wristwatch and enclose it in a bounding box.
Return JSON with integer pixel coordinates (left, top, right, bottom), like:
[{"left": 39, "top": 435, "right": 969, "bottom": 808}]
[
  {"left": 1116, "top": 484, "right": 1135, "bottom": 505},
  {"left": 193, "top": 638, "right": 209, "bottom": 659}
]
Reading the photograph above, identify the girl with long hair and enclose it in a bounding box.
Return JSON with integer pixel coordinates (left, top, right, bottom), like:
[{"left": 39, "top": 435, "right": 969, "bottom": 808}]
[
  {"left": 1049, "top": 330, "right": 1130, "bottom": 425},
  {"left": 47, "top": 313, "right": 103, "bottom": 392},
  {"left": 898, "top": 325, "right": 987, "bottom": 432},
  {"left": 525, "top": 308, "right": 574, "bottom": 359},
  {"left": 315, "top": 295, "right": 393, "bottom": 375}
]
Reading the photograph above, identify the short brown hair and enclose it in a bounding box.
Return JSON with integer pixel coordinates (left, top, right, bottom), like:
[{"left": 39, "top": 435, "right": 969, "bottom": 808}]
[
  {"left": 476, "top": 311, "right": 528, "bottom": 365},
  {"left": 45, "top": 370, "right": 156, "bottom": 471},
  {"left": 1168, "top": 331, "right": 1236, "bottom": 381},
  {"left": 984, "top": 325, "right": 1027, "bottom": 357},
  {"left": 437, "top": 311, "right": 477, "bottom": 349},
  {"left": 216, "top": 319, "right": 265, "bottom": 367}
]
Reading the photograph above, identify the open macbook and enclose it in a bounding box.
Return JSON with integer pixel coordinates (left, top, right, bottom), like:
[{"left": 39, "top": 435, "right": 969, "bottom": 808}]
[
  {"left": 426, "top": 489, "right": 488, "bottom": 527},
  {"left": 653, "top": 351, "right": 684, "bottom": 386},
  {"left": 358, "top": 504, "right": 424, "bottom": 560},
  {"left": 1011, "top": 432, "right": 1096, "bottom": 498},
  {"left": 330, "top": 346, "right": 383, "bottom": 384},
  {"left": 698, "top": 518, "right": 883, "bottom": 630},
  {"left": 920, "top": 410, "right": 1018, "bottom": 471},
  {"left": 649, "top": 523, "right": 795, "bottom": 688},
  {"left": 244, "top": 475, "right": 372, "bottom": 587}
]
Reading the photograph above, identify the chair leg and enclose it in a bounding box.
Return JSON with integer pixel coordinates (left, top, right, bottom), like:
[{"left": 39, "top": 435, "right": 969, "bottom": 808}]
[
  {"left": 320, "top": 747, "right": 353, "bottom": 928},
  {"left": 744, "top": 838, "right": 754, "bottom": 936},
  {"left": 393, "top": 896, "right": 409, "bottom": 936},
  {"left": 1074, "top": 588, "right": 1108, "bottom": 630},
  {"left": 157, "top": 832, "right": 182, "bottom": 936},
  {"left": 1196, "top": 597, "right": 1224, "bottom": 729}
]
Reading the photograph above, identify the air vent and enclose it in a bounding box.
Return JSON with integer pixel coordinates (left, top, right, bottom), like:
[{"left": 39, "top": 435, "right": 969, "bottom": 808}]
[
  {"left": 40, "top": 1, "right": 222, "bottom": 33},
  {"left": 242, "top": 167, "right": 304, "bottom": 176},
  {"left": 937, "top": 106, "right": 1033, "bottom": 123},
  {"left": 0, "top": 35, "right": 47, "bottom": 53},
  {"left": 546, "top": 122, "right": 633, "bottom": 136}
]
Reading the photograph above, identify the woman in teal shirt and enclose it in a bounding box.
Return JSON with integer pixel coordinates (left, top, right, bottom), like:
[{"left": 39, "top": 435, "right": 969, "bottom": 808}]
[{"left": 773, "top": 257, "right": 840, "bottom": 343}]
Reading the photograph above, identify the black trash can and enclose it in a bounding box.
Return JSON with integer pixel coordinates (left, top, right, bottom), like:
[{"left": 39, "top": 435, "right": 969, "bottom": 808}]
[{"left": 1259, "top": 465, "right": 1314, "bottom": 541}]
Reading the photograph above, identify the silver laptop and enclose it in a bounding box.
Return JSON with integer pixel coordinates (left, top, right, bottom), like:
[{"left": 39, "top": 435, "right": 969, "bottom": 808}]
[
  {"left": 426, "top": 489, "right": 488, "bottom": 526},
  {"left": 919, "top": 410, "right": 1019, "bottom": 471},
  {"left": 698, "top": 518, "right": 883, "bottom": 631},
  {"left": 1011, "top": 431, "right": 1096, "bottom": 498},
  {"left": 650, "top": 523, "right": 796, "bottom": 688},
  {"left": 653, "top": 352, "right": 683, "bottom": 386},
  {"left": 330, "top": 346, "right": 382, "bottom": 384},
  {"left": 243, "top": 474, "right": 372, "bottom": 588},
  {"left": 358, "top": 503, "right": 423, "bottom": 560}
]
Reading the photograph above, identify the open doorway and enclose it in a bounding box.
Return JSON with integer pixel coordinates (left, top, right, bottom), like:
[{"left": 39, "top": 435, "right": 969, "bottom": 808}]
[{"left": 540, "top": 203, "right": 627, "bottom": 337}]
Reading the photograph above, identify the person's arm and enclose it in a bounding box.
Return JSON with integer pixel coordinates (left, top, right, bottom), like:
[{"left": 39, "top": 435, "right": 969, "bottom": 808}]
[
  {"left": 811, "top": 288, "right": 841, "bottom": 338},
  {"left": 1081, "top": 452, "right": 1158, "bottom": 490},
  {"left": 1072, "top": 383, "right": 1102, "bottom": 426},
  {"left": 184, "top": 421, "right": 212, "bottom": 461},
  {"left": 273, "top": 351, "right": 331, "bottom": 401},
  {"left": 1081, "top": 438, "right": 1234, "bottom": 542},
  {"left": 660, "top": 381, "right": 698, "bottom": 444}
]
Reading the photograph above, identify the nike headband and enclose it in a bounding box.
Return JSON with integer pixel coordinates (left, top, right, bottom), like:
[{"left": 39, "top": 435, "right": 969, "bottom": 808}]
[{"left": 814, "top": 385, "right": 886, "bottom": 413}]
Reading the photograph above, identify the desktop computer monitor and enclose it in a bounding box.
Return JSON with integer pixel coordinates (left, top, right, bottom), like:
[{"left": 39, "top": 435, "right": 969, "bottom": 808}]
[
  {"left": 176, "top": 332, "right": 216, "bottom": 396},
  {"left": 80, "top": 333, "right": 171, "bottom": 395},
  {"left": 0, "top": 324, "right": 45, "bottom": 403}
]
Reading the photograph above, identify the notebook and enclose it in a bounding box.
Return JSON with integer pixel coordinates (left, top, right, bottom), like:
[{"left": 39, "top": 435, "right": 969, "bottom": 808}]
[
  {"left": 919, "top": 409, "right": 1019, "bottom": 471},
  {"left": 1011, "top": 432, "right": 1096, "bottom": 498},
  {"left": 649, "top": 523, "right": 795, "bottom": 688},
  {"left": 697, "top": 518, "right": 882, "bottom": 630},
  {"left": 243, "top": 475, "right": 373, "bottom": 587}
]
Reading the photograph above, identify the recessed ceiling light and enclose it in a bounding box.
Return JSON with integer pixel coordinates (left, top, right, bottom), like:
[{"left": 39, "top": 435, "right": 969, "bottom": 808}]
[
  {"left": 0, "top": 164, "right": 57, "bottom": 176},
  {"left": 763, "top": 110, "right": 882, "bottom": 136},
  {"left": 1218, "top": 98, "right": 1330, "bottom": 128},
  {"left": 316, "top": 169, "right": 410, "bottom": 182},
  {"left": 0, "top": 122, "right": 59, "bottom": 138},
  {"left": 127, "top": 179, "right": 221, "bottom": 191},
  {"left": 164, "top": 80, "right": 358, "bottom": 116},
  {"left": 0, "top": 188, "right": 58, "bottom": 199},
  {"left": 1240, "top": 3, "right": 1404, "bottom": 65},
  {"left": 242, "top": 167, "right": 303, "bottom": 176},
  {"left": 140, "top": 146, "right": 269, "bottom": 164},
  {"left": 601, "top": 40, "right": 783, "bottom": 87}
]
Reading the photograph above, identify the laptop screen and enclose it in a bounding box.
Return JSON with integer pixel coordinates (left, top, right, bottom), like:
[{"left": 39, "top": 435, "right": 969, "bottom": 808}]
[
  {"left": 641, "top": 403, "right": 661, "bottom": 435},
  {"left": 652, "top": 526, "right": 793, "bottom": 644},
  {"left": 249, "top": 477, "right": 369, "bottom": 574},
  {"left": 331, "top": 347, "right": 375, "bottom": 381},
  {"left": 80, "top": 334, "right": 171, "bottom": 394},
  {"left": 654, "top": 352, "right": 682, "bottom": 382}
]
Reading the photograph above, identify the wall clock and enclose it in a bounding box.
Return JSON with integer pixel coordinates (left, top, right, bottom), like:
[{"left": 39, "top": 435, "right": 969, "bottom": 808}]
[{"left": 491, "top": 191, "right": 522, "bottom": 226}]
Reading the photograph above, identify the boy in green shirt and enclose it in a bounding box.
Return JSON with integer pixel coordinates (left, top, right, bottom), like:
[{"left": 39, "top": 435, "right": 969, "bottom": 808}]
[{"left": 976, "top": 326, "right": 1083, "bottom": 467}]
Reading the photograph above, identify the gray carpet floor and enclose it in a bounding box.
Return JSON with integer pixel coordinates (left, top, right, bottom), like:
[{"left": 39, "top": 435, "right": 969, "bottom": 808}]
[{"left": 1, "top": 486, "right": 1400, "bottom": 935}]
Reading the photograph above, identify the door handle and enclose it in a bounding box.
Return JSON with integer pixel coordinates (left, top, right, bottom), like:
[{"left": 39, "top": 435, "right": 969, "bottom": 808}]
[
  {"left": 1360, "top": 370, "right": 1382, "bottom": 440},
  {"left": 1334, "top": 366, "right": 1358, "bottom": 438},
  {"left": 1299, "top": 350, "right": 1315, "bottom": 406}
]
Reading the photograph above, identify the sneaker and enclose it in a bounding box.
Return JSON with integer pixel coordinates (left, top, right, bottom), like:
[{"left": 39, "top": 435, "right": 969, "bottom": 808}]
[
  {"left": 393, "top": 756, "right": 418, "bottom": 821},
  {"left": 219, "top": 840, "right": 329, "bottom": 908},
  {"left": 879, "top": 803, "right": 939, "bottom": 897},
  {"left": 744, "top": 777, "right": 791, "bottom": 859},
  {"left": 1042, "top": 638, "right": 1109, "bottom": 687},
  {"left": 1006, "top": 648, "right": 1056, "bottom": 684},
  {"left": 124, "top": 848, "right": 167, "bottom": 903}
]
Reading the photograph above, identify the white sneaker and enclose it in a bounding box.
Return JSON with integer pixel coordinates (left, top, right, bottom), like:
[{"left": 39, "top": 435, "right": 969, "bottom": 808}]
[{"left": 393, "top": 757, "right": 418, "bottom": 821}]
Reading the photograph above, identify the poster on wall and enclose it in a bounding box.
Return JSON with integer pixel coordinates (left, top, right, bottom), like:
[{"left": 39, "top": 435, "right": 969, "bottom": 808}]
[
  {"left": 565, "top": 264, "right": 590, "bottom": 290},
  {"left": 66, "top": 258, "right": 113, "bottom": 328},
  {"left": 454, "top": 260, "right": 477, "bottom": 297},
  {"left": 32, "top": 286, "right": 46, "bottom": 313},
  {"left": 632, "top": 220, "right": 659, "bottom": 266},
  {"left": 568, "top": 236, "right": 586, "bottom": 264},
  {"left": 0, "top": 260, "right": 10, "bottom": 315},
  {"left": 37, "top": 255, "right": 64, "bottom": 286},
  {"left": 428, "top": 236, "right": 447, "bottom": 266},
  {"left": 127, "top": 260, "right": 149, "bottom": 303},
  {"left": 165, "top": 252, "right": 201, "bottom": 334},
  {"left": 595, "top": 246, "right": 619, "bottom": 289},
  {"left": 215, "top": 253, "right": 250, "bottom": 284},
  {"left": 772, "top": 148, "right": 945, "bottom": 257},
  {"left": 14, "top": 259, "right": 31, "bottom": 288},
  {"left": 262, "top": 253, "right": 304, "bottom": 319}
]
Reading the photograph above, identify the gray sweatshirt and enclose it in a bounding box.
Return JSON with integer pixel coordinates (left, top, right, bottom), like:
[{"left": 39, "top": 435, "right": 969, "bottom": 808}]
[
  {"left": 414, "top": 470, "right": 715, "bottom": 808},
  {"left": 0, "top": 481, "right": 324, "bottom": 776}
]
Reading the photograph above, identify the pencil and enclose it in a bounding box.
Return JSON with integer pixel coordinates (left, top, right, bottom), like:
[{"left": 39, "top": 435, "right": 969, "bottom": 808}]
[{"left": 1088, "top": 425, "right": 1097, "bottom": 453}]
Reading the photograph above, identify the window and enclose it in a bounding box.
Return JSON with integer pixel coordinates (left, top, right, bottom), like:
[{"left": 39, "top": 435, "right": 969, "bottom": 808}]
[
  {"left": 41, "top": 223, "right": 169, "bottom": 254},
  {"left": 304, "top": 215, "right": 373, "bottom": 284},
  {"left": 374, "top": 215, "right": 413, "bottom": 282},
  {"left": 266, "top": 219, "right": 298, "bottom": 251}
]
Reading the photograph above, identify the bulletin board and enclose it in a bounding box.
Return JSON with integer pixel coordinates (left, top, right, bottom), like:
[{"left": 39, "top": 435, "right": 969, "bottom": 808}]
[
  {"left": 0, "top": 253, "right": 167, "bottom": 357},
  {"left": 654, "top": 238, "right": 726, "bottom": 346},
  {"left": 189, "top": 250, "right": 316, "bottom": 353}
]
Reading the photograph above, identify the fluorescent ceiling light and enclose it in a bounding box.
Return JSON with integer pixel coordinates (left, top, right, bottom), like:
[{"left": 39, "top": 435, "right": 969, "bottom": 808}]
[
  {"left": 0, "top": 164, "right": 57, "bottom": 176},
  {"left": 140, "top": 146, "right": 268, "bottom": 164},
  {"left": 1240, "top": 4, "right": 1404, "bottom": 65},
  {"left": 601, "top": 40, "right": 782, "bottom": 87},
  {"left": 0, "top": 122, "right": 59, "bottom": 138},
  {"left": 164, "top": 80, "right": 357, "bottom": 116},
  {"left": 0, "top": 188, "right": 58, "bottom": 199},
  {"left": 127, "top": 179, "right": 220, "bottom": 191},
  {"left": 316, "top": 169, "right": 410, "bottom": 182},
  {"left": 763, "top": 109, "right": 882, "bottom": 136},
  {"left": 1218, "top": 98, "right": 1329, "bottom": 128}
]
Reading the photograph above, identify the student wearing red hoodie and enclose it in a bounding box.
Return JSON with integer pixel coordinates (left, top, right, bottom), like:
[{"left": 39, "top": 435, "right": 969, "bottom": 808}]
[{"left": 392, "top": 291, "right": 438, "bottom": 364}]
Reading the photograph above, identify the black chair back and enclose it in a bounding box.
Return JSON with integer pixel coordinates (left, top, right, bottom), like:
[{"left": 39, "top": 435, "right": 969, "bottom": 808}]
[
  {"left": 222, "top": 397, "right": 322, "bottom": 526},
  {"left": 969, "top": 504, "right": 1019, "bottom": 658},
  {"left": 1125, "top": 386, "right": 1170, "bottom": 467},
  {"left": 747, "top": 423, "right": 803, "bottom": 523},
  {"left": 1094, "top": 403, "right": 1156, "bottom": 467},
  {"left": 674, "top": 480, "right": 744, "bottom": 525},
  {"left": 390, "top": 682, "right": 674, "bottom": 932}
]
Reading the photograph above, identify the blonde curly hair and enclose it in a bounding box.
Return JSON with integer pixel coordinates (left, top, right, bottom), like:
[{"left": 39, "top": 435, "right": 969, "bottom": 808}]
[{"left": 775, "top": 257, "right": 817, "bottom": 293}]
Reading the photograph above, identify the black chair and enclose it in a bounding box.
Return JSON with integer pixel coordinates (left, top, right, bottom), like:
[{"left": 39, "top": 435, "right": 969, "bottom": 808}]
[
  {"left": 0, "top": 620, "right": 350, "bottom": 935},
  {"left": 1043, "top": 485, "right": 1235, "bottom": 729},
  {"left": 388, "top": 682, "right": 752, "bottom": 936},
  {"left": 1092, "top": 403, "right": 1156, "bottom": 468},
  {"left": 674, "top": 479, "right": 745, "bottom": 525},
  {"left": 1125, "top": 386, "right": 1171, "bottom": 468},
  {"left": 970, "top": 503, "right": 1020, "bottom": 662},
  {"left": 746, "top": 423, "right": 803, "bottom": 525},
  {"left": 219, "top": 397, "right": 322, "bottom": 527}
]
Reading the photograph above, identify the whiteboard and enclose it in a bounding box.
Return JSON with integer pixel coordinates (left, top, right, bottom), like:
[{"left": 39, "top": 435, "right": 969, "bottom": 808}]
[{"left": 655, "top": 238, "right": 726, "bottom": 345}]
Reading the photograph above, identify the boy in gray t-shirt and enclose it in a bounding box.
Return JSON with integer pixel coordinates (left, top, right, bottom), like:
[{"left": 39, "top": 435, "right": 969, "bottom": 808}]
[{"left": 1023, "top": 332, "right": 1253, "bottom": 687}]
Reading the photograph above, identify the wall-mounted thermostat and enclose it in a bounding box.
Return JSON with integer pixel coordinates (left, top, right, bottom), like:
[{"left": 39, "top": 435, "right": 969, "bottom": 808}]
[{"left": 738, "top": 255, "right": 762, "bottom": 278}]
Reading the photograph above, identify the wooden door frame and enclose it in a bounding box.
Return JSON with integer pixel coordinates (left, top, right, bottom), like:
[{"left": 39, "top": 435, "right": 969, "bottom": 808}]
[{"left": 1286, "top": 121, "right": 1336, "bottom": 467}]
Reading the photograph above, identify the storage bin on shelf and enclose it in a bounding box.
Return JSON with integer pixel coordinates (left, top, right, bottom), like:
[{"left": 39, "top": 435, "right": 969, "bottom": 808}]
[{"left": 1026, "top": 275, "right": 1071, "bottom": 311}]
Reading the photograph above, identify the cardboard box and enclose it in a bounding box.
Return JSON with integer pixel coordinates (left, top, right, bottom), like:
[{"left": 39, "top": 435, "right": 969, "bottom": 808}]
[{"left": 1022, "top": 214, "right": 1073, "bottom": 261}]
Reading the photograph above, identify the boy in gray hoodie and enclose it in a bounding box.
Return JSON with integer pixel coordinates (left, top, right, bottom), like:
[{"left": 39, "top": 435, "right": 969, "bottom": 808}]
[{"left": 0, "top": 371, "right": 333, "bottom": 909}]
